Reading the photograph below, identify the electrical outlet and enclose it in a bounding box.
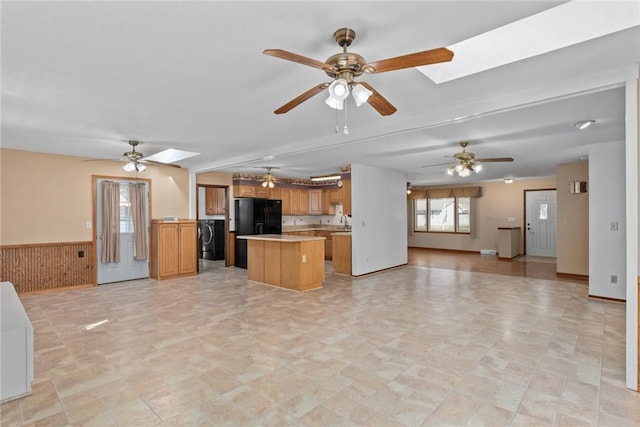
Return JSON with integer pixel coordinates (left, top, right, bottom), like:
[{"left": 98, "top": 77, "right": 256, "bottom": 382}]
[
  {"left": 78, "top": 251, "right": 84, "bottom": 258},
  {"left": 610, "top": 221, "right": 618, "bottom": 231},
  {"left": 610, "top": 275, "right": 617, "bottom": 284}
]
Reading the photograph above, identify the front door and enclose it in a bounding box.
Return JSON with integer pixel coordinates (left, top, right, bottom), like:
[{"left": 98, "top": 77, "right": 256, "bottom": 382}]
[
  {"left": 525, "top": 189, "right": 557, "bottom": 257},
  {"left": 96, "top": 178, "right": 150, "bottom": 284}
]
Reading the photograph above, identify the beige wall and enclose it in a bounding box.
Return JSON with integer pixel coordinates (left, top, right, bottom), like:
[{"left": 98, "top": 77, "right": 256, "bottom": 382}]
[
  {"left": 408, "top": 177, "right": 557, "bottom": 253},
  {"left": 196, "top": 171, "right": 233, "bottom": 186},
  {"left": 0, "top": 149, "right": 190, "bottom": 245},
  {"left": 556, "top": 161, "right": 589, "bottom": 275}
]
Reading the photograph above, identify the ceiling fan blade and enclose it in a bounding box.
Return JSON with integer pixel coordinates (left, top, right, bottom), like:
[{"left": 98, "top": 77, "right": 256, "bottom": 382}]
[
  {"left": 364, "top": 47, "right": 454, "bottom": 74},
  {"left": 142, "top": 160, "right": 182, "bottom": 168},
  {"left": 475, "top": 157, "right": 514, "bottom": 163},
  {"left": 421, "top": 162, "right": 454, "bottom": 168},
  {"left": 274, "top": 83, "right": 329, "bottom": 114},
  {"left": 264, "top": 49, "right": 337, "bottom": 73},
  {"left": 358, "top": 82, "right": 397, "bottom": 116}
]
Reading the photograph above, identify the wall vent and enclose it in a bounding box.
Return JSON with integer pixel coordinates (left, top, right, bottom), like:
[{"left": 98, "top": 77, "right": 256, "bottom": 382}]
[{"left": 480, "top": 249, "right": 497, "bottom": 255}]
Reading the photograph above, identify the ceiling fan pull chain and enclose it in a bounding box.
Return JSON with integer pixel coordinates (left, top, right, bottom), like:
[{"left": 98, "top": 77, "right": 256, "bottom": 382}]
[
  {"left": 343, "top": 98, "right": 349, "bottom": 135},
  {"left": 335, "top": 104, "right": 339, "bottom": 133}
]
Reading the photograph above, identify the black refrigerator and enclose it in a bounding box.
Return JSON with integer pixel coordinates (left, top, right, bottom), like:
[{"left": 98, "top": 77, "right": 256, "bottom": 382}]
[{"left": 235, "top": 198, "right": 282, "bottom": 269}]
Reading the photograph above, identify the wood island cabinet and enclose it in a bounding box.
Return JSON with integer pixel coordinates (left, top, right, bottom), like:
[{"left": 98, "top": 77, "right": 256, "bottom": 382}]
[
  {"left": 205, "top": 188, "right": 225, "bottom": 215},
  {"left": 150, "top": 220, "right": 197, "bottom": 280}
]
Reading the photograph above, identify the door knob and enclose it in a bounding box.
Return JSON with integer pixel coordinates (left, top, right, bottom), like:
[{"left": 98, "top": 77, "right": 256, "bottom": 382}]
[{"left": 99, "top": 234, "right": 104, "bottom": 240}]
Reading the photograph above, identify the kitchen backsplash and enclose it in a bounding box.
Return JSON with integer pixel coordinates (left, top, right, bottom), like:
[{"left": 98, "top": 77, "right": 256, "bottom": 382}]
[{"left": 282, "top": 205, "right": 347, "bottom": 226}]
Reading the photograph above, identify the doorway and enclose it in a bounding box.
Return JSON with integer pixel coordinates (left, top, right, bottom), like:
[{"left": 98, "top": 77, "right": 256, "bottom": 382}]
[
  {"left": 524, "top": 189, "right": 557, "bottom": 257},
  {"left": 196, "top": 184, "right": 230, "bottom": 270},
  {"left": 94, "top": 177, "right": 151, "bottom": 284}
]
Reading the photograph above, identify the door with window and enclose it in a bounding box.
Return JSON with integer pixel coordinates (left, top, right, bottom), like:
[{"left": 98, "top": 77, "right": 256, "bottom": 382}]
[
  {"left": 96, "top": 179, "right": 150, "bottom": 284},
  {"left": 525, "top": 190, "right": 557, "bottom": 257}
]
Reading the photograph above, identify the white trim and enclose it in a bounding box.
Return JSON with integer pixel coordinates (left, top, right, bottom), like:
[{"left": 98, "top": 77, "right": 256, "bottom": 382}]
[{"left": 625, "top": 70, "right": 639, "bottom": 391}]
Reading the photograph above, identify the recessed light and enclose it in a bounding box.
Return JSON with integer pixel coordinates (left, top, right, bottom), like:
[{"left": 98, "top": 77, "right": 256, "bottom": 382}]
[{"left": 574, "top": 120, "right": 595, "bottom": 130}]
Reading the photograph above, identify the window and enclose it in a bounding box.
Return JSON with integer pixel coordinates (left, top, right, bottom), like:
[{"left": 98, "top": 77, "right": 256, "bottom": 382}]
[
  {"left": 414, "top": 196, "right": 471, "bottom": 233},
  {"left": 119, "top": 184, "right": 134, "bottom": 233}
]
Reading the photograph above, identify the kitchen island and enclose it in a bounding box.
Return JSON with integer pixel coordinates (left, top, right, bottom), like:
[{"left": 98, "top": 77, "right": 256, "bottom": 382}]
[{"left": 236, "top": 234, "right": 325, "bottom": 291}]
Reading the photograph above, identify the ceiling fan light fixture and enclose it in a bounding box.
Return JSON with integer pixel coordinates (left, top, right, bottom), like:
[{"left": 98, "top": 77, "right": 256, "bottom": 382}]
[
  {"left": 504, "top": 177, "right": 514, "bottom": 184},
  {"left": 123, "top": 161, "right": 137, "bottom": 172},
  {"left": 472, "top": 163, "right": 482, "bottom": 172},
  {"left": 446, "top": 168, "right": 455, "bottom": 176},
  {"left": 459, "top": 168, "right": 471, "bottom": 178},
  {"left": 351, "top": 83, "right": 372, "bottom": 107},
  {"left": 328, "top": 78, "right": 349, "bottom": 99},
  {"left": 325, "top": 95, "right": 344, "bottom": 110}
]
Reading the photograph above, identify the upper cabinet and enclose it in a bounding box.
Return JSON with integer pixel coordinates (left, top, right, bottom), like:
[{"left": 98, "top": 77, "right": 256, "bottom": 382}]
[
  {"left": 234, "top": 183, "right": 269, "bottom": 198},
  {"left": 205, "top": 187, "right": 225, "bottom": 215},
  {"left": 308, "top": 189, "right": 323, "bottom": 215},
  {"left": 232, "top": 174, "right": 351, "bottom": 216},
  {"left": 342, "top": 179, "right": 352, "bottom": 216}
]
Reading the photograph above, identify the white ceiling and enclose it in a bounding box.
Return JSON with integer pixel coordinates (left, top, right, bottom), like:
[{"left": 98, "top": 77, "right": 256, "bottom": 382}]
[{"left": 2, "top": 1, "right": 639, "bottom": 186}]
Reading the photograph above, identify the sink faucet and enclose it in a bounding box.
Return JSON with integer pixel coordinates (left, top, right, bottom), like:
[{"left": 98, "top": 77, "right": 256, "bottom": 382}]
[{"left": 341, "top": 215, "right": 351, "bottom": 230}]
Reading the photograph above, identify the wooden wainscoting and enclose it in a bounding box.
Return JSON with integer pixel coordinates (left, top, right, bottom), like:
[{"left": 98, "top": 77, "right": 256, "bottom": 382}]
[{"left": 0, "top": 241, "right": 94, "bottom": 294}]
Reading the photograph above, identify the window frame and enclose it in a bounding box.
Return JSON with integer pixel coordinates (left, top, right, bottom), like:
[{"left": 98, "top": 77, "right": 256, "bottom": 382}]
[{"left": 413, "top": 196, "right": 472, "bottom": 234}]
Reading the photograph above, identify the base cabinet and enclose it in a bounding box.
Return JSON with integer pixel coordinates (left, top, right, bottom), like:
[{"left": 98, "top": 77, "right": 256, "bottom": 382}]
[
  {"left": 332, "top": 233, "right": 352, "bottom": 275},
  {"left": 151, "top": 220, "right": 197, "bottom": 280}
]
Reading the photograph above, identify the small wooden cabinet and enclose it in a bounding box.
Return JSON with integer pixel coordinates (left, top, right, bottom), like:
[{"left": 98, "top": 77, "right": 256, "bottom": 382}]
[
  {"left": 233, "top": 183, "right": 269, "bottom": 198},
  {"left": 289, "top": 188, "right": 308, "bottom": 215},
  {"left": 332, "top": 233, "right": 352, "bottom": 275},
  {"left": 150, "top": 220, "right": 197, "bottom": 280},
  {"left": 205, "top": 188, "right": 225, "bottom": 215},
  {"left": 328, "top": 188, "right": 343, "bottom": 205},
  {"left": 342, "top": 179, "right": 352, "bottom": 216},
  {"left": 308, "top": 189, "right": 323, "bottom": 215}
]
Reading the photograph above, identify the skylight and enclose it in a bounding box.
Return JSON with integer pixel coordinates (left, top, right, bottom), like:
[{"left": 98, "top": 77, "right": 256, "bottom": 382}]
[
  {"left": 144, "top": 149, "right": 200, "bottom": 164},
  {"left": 419, "top": 0, "right": 640, "bottom": 84}
]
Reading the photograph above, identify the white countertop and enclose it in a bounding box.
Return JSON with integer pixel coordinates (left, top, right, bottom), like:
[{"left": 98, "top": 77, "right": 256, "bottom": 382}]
[{"left": 237, "top": 234, "right": 326, "bottom": 242}]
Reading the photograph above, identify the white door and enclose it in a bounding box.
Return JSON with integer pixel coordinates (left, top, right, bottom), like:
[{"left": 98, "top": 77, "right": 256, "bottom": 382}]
[
  {"left": 525, "top": 190, "right": 557, "bottom": 257},
  {"left": 97, "top": 179, "right": 149, "bottom": 284}
]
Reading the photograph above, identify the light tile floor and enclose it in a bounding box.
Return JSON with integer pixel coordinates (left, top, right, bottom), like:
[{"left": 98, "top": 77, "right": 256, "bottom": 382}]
[{"left": 2, "top": 262, "right": 639, "bottom": 426}]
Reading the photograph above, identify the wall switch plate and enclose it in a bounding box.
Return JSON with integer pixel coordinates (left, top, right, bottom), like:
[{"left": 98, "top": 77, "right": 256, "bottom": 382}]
[
  {"left": 302, "top": 255, "right": 306, "bottom": 263},
  {"left": 610, "top": 275, "right": 617, "bottom": 284},
  {"left": 86, "top": 221, "right": 92, "bottom": 229},
  {"left": 610, "top": 221, "right": 618, "bottom": 231}
]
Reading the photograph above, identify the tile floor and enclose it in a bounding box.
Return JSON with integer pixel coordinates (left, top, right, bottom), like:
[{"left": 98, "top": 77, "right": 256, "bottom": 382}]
[{"left": 1, "top": 261, "right": 639, "bottom": 426}]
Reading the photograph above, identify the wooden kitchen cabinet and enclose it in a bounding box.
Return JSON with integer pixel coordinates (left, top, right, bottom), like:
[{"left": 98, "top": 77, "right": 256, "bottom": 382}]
[
  {"left": 328, "top": 188, "right": 343, "bottom": 204},
  {"left": 150, "top": 220, "right": 197, "bottom": 280},
  {"left": 233, "top": 183, "right": 269, "bottom": 198},
  {"left": 268, "top": 187, "right": 281, "bottom": 200},
  {"left": 290, "top": 188, "right": 308, "bottom": 215},
  {"left": 205, "top": 187, "right": 225, "bottom": 215},
  {"left": 280, "top": 188, "right": 292, "bottom": 214},
  {"left": 342, "top": 179, "right": 352, "bottom": 216},
  {"left": 308, "top": 189, "right": 323, "bottom": 215}
]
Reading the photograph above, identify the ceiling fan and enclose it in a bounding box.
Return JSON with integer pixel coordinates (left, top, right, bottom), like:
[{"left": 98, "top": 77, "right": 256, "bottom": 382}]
[
  {"left": 423, "top": 142, "right": 514, "bottom": 177},
  {"left": 264, "top": 28, "right": 454, "bottom": 116},
  {"left": 84, "top": 140, "right": 181, "bottom": 171}
]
